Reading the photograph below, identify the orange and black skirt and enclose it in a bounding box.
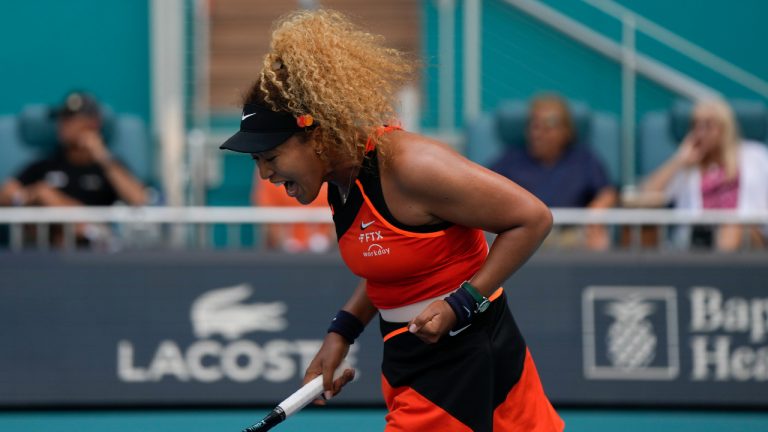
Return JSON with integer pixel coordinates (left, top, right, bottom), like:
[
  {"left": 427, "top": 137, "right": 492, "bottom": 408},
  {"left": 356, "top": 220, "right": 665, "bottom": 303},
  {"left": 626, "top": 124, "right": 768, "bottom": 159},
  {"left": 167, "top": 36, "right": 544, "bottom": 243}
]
[{"left": 379, "top": 292, "right": 564, "bottom": 432}]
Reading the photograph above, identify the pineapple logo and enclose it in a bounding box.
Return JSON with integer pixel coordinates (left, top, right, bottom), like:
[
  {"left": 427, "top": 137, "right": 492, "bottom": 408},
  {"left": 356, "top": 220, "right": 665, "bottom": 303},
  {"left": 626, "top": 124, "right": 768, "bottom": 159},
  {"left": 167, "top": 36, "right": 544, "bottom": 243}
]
[
  {"left": 605, "top": 296, "right": 657, "bottom": 369},
  {"left": 582, "top": 286, "right": 679, "bottom": 380}
]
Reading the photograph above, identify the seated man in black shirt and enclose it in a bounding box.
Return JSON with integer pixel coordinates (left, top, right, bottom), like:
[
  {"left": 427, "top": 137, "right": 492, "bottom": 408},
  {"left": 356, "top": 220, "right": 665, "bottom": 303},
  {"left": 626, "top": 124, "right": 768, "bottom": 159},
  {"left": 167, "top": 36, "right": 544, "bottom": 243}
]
[{"left": 0, "top": 91, "right": 147, "bottom": 245}]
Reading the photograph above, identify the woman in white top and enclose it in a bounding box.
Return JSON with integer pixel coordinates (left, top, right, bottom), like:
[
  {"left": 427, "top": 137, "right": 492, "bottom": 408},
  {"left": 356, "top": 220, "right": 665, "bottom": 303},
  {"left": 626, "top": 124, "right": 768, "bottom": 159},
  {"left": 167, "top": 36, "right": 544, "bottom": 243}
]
[{"left": 642, "top": 99, "right": 768, "bottom": 251}]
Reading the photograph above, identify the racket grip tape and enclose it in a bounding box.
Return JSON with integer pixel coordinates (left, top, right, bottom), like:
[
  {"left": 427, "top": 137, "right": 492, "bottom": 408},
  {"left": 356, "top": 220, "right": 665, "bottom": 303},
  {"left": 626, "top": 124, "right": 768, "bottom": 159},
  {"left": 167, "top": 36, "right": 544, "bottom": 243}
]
[{"left": 242, "top": 407, "right": 286, "bottom": 432}]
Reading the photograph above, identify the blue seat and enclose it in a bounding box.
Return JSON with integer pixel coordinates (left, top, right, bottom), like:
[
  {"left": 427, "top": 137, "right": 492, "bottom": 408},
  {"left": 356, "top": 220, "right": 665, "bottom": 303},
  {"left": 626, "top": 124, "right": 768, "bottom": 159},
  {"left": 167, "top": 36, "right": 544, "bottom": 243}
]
[
  {"left": 0, "top": 104, "right": 152, "bottom": 184},
  {"left": 638, "top": 99, "right": 768, "bottom": 178},
  {"left": 465, "top": 99, "right": 621, "bottom": 185}
]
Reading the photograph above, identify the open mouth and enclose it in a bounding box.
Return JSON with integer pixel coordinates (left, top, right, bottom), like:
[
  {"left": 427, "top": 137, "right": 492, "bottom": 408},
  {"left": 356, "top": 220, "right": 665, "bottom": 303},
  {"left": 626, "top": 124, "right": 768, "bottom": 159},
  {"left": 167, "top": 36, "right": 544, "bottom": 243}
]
[{"left": 274, "top": 180, "right": 298, "bottom": 197}]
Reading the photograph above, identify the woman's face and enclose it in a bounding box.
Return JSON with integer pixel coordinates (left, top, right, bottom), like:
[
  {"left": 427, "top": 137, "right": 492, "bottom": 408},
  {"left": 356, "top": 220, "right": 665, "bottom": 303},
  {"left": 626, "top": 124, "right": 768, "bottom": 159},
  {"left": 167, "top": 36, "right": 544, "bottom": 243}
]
[
  {"left": 253, "top": 133, "right": 327, "bottom": 205},
  {"left": 690, "top": 106, "right": 725, "bottom": 155}
]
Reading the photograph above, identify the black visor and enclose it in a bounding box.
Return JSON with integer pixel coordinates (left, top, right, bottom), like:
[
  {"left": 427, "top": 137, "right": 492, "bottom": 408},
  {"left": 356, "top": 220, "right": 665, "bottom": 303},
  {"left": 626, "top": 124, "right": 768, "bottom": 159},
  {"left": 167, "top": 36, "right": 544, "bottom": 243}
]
[{"left": 220, "top": 104, "right": 312, "bottom": 153}]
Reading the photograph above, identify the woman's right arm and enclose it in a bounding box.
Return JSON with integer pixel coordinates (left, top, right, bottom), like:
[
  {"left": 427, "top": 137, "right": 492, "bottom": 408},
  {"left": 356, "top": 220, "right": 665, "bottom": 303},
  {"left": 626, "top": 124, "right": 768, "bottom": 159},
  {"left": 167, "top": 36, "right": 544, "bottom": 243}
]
[
  {"left": 642, "top": 135, "right": 700, "bottom": 194},
  {"left": 303, "top": 279, "right": 377, "bottom": 403},
  {"left": 339, "top": 279, "right": 379, "bottom": 324}
]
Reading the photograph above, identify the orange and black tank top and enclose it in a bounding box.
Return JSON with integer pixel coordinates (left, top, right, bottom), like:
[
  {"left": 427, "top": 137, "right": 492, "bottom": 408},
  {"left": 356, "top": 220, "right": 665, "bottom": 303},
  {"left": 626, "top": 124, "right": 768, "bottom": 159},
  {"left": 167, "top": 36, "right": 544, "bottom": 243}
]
[{"left": 328, "top": 128, "right": 488, "bottom": 310}]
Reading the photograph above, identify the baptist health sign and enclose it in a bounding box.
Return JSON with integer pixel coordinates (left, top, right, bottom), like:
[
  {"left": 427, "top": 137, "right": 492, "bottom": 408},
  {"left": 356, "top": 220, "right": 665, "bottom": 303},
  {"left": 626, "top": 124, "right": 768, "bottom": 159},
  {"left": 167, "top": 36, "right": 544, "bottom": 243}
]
[
  {"left": 582, "top": 286, "right": 680, "bottom": 380},
  {"left": 583, "top": 286, "right": 768, "bottom": 382}
]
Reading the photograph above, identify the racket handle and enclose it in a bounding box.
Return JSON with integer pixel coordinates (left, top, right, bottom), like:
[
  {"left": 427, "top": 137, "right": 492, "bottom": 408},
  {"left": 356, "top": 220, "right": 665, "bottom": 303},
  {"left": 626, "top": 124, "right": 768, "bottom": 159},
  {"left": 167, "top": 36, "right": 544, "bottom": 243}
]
[
  {"left": 242, "top": 365, "right": 349, "bottom": 431},
  {"left": 242, "top": 407, "right": 285, "bottom": 432},
  {"left": 279, "top": 367, "right": 346, "bottom": 417}
]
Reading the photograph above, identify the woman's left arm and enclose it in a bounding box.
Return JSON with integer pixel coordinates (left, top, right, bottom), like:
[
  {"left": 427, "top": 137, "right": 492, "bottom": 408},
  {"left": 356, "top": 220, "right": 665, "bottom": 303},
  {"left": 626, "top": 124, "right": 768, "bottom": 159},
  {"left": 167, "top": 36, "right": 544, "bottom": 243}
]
[{"left": 387, "top": 137, "right": 552, "bottom": 342}]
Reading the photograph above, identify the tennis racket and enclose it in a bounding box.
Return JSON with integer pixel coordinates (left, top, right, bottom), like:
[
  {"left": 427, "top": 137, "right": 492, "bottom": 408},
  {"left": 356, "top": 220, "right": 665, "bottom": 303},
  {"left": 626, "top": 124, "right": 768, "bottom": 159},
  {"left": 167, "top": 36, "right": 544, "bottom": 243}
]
[{"left": 242, "top": 366, "right": 349, "bottom": 432}]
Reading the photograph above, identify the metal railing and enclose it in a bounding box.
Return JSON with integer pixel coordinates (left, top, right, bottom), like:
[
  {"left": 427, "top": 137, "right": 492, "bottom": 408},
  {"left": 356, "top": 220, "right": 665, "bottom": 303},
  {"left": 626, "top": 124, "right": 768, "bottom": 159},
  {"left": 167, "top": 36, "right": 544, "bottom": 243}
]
[
  {"left": 583, "top": 0, "right": 768, "bottom": 99},
  {"left": 504, "top": 0, "right": 718, "bottom": 187},
  {"left": 0, "top": 207, "right": 330, "bottom": 251},
  {"left": 0, "top": 207, "right": 765, "bottom": 252},
  {"left": 501, "top": 0, "right": 768, "bottom": 187}
]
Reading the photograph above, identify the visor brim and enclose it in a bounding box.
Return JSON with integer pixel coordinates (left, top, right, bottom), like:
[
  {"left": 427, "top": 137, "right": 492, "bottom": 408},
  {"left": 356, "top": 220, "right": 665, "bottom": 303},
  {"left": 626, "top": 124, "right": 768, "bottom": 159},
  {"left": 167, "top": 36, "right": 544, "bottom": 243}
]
[{"left": 219, "top": 130, "right": 295, "bottom": 153}]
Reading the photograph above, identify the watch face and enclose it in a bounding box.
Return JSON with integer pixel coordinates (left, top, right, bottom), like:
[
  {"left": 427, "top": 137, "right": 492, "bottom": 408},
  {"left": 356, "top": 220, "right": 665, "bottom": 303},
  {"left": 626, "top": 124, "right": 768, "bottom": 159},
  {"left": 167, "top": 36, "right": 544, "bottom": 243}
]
[{"left": 477, "top": 300, "right": 491, "bottom": 313}]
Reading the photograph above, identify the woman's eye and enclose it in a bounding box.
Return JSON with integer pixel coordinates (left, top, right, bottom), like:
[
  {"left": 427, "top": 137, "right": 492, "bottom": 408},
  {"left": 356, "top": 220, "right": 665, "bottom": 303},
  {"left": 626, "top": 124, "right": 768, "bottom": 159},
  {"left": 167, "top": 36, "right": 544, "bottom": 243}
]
[{"left": 252, "top": 155, "right": 276, "bottom": 163}]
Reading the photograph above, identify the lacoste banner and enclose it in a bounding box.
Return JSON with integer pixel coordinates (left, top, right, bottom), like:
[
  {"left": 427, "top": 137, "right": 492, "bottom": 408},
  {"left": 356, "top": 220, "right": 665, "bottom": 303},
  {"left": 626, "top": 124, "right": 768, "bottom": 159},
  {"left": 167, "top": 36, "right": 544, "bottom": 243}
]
[
  {"left": 0, "top": 252, "right": 766, "bottom": 407},
  {"left": 0, "top": 252, "right": 376, "bottom": 406}
]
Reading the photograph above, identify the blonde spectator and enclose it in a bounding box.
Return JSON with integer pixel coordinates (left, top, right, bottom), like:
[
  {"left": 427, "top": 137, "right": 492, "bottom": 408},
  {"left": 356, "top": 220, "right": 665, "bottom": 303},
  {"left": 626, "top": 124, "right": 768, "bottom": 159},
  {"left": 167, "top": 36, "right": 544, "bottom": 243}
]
[{"left": 642, "top": 99, "right": 768, "bottom": 250}]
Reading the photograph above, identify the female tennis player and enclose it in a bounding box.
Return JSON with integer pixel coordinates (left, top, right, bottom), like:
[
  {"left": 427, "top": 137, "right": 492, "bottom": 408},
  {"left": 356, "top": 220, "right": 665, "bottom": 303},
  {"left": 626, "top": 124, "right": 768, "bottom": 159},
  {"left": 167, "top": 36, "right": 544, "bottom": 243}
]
[{"left": 221, "top": 10, "right": 563, "bottom": 432}]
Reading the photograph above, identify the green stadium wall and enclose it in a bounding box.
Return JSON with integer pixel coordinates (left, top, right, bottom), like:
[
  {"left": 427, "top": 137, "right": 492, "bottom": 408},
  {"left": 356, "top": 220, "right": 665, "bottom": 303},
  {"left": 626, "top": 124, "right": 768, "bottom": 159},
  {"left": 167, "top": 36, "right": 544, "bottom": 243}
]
[
  {"left": 421, "top": 0, "right": 768, "bottom": 130},
  {"left": 0, "top": 0, "right": 151, "bottom": 125}
]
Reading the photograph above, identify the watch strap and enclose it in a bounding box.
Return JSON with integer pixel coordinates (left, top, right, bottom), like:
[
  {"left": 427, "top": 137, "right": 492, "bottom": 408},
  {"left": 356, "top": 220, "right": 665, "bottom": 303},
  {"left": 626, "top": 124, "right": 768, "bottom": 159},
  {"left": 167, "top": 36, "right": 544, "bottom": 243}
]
[{"left": 460, "top": 280, "right": 487, "bottom": 304}]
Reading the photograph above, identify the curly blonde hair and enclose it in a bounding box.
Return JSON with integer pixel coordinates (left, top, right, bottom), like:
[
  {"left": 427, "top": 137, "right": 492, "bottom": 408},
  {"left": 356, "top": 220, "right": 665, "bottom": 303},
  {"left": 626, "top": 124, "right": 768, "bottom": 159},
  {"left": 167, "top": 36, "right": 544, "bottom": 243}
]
[
  {"left": 244, "top": 9, "right": 414, "bottom": 162},
  {"left": 691, "top": 99, "right": 740, "bottom": 180}
]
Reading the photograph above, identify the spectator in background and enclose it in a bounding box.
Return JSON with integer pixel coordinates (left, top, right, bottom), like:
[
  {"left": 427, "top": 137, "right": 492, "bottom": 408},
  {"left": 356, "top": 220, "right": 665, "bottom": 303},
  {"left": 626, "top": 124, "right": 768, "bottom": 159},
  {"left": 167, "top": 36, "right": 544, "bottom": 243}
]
[
  {"left": 251, "top": 171, "right": 334, "bottom": 253},
  {"left": 489, "top": 94, "right": 618, "bottom": 250},
  {"left": 0, "top": 91, "right": 147, "bottom": 245},
  {"left": 641, "top": 99, "right": 768, "bottom": 251}
]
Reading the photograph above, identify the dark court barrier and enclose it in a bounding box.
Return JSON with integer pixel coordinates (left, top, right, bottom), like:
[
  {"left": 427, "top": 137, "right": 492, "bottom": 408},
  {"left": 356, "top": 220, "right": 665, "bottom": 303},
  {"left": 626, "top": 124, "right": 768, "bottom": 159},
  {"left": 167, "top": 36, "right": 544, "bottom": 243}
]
[{"left": 0, "top": 252, "right": 766, "bottom": 407}]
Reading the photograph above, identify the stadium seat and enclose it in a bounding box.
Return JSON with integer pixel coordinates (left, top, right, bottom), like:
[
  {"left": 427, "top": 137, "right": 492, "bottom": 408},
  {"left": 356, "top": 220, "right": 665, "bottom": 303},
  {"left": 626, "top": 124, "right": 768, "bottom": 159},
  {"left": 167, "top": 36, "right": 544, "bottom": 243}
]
[
  {"left": 465, "top": 99, "right": 621, "bottom": 185},
  {"left": 638, "top": 99, "right": 768, "bottom": 178},
  {"left": 0, "top": 104, "right": 152, "bottom": 184}
]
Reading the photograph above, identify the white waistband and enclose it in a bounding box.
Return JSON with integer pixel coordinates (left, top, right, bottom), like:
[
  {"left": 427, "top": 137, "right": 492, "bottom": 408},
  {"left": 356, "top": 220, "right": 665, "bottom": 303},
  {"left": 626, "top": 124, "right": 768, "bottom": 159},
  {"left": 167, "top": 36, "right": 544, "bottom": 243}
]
[{"left": 379, "top": 288, "right": 459, "bottom": 323}]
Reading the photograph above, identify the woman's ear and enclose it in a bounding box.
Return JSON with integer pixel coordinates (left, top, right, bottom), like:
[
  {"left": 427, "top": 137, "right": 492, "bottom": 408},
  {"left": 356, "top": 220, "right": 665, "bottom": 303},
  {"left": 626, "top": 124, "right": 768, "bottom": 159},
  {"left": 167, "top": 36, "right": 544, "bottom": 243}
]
[{"left": 307, "top": 131, "right": 327, "bottom": 159}]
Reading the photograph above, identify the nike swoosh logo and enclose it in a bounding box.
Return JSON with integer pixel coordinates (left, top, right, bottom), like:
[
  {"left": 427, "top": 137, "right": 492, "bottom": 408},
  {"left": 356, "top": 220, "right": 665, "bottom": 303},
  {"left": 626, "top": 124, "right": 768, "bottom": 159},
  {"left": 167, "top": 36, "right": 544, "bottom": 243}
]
[
  {"left": 463, "top": 306, "right": 471, "bottom": 319},
  {"left": 449, "top": 324, "right": 471, "bottom": 337},
  {"left": 360, "top": 220, "right": 375, "bottom": 230},
  {"left": 241, "top": 113, "right": 257, "bottom": 121}
]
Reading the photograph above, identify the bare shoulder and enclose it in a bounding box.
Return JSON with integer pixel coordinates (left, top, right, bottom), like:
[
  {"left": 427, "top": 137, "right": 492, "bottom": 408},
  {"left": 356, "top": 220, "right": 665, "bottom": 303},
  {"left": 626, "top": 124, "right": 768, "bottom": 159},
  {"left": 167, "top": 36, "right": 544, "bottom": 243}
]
[
  {"left": 377, "top": 130, "right": 549, "bottom": 233},
  {"left": 381, "top": 131, "right": 473, "bottom": 190},
  {"left": 373, "top": 131, "right": 474, "bottom": 225}
]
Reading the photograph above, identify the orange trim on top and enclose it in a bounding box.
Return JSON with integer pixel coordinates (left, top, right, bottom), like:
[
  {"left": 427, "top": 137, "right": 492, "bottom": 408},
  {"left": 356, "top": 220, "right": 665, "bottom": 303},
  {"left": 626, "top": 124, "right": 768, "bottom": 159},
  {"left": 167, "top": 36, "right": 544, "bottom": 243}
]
[
  {"left": 355, "top": 179, "right": 445, "bottom": 239},
  {"left": 383, "top": 326, "right": 409, "bottom": 342},
  {"left": 364, "top": 125, "right": 402, "bottom": 153},
  {"left": 488, "top": 287, "right": 504, "bottom": 302}
]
